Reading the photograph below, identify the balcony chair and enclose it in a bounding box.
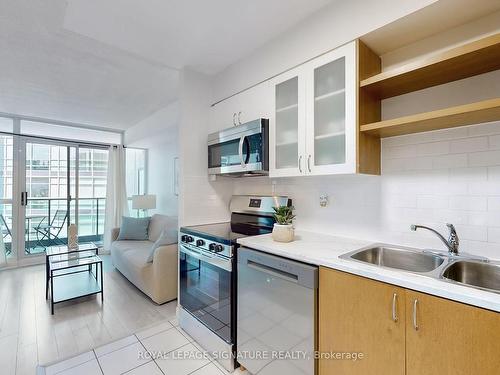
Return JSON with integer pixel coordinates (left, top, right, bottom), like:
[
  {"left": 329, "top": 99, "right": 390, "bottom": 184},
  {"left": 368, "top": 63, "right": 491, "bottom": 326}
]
[
  {"left": 0, "top": 214, "right": 12, "bottom": 255},
  {"left": 35, "top": 209, "right": 68, "bottom": 247}
]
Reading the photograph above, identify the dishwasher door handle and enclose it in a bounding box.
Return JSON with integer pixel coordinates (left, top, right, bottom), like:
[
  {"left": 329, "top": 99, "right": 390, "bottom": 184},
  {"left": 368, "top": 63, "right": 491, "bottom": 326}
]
[{"left": 246, "top": 259, "right": 299, "bottom": 283}]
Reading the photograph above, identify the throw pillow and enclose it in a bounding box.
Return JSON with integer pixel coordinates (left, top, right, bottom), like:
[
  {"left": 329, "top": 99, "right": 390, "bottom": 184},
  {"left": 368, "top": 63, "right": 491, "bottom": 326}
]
[
  {"left": 117, "top": 216, "right": 151, "bottom": 241},
  {"left": 147, "top": 227, "right": 178, "bottom": 262}
]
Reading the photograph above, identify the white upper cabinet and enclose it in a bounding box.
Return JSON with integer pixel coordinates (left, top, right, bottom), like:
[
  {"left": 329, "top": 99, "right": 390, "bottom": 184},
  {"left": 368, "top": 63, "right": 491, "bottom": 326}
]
[
  {"left": 270, "top": 41, "right": 357, "bottom": 177},
  {"left": 269, "top": 67, "right": 306, "bottom": 177},
  {"left": 210, "top": 81, "right": 272, "bottom": 131}
]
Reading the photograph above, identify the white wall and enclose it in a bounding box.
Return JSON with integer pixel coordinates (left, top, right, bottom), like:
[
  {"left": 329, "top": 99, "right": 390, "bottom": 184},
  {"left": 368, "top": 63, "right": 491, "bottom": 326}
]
[
  {"left": 178, "top": 68, "right": 234, "bottom": 226},
  {"left": 211, "top": 0, "right": 437, "bottom": 102},
  {"left": 125, "top": 102, "right": 179, "bottom": 216}
]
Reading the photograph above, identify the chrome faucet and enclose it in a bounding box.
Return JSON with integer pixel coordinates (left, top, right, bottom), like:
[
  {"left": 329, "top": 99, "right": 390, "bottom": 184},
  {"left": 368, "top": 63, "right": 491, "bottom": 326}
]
[{"left": 410, "top": 223, "right": 460, "bottom": 256}]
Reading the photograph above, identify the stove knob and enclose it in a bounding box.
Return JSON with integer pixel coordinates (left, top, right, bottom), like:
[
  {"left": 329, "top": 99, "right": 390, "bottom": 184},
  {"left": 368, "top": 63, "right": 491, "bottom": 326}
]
[
  {"left": 209, "top": 243, "right": 216, "bottom": 252},
  {"left": 196, "top": 239, "right": 205, "bottom": 247},
  {"left": 185, "top": 236, "right": 194, "bottom": 243},
  {"left": 181, "top": 235, "right": 188, "bottom": 242},
  {"left": 214, "top": 244, "right": 224, "bottom": 253}
]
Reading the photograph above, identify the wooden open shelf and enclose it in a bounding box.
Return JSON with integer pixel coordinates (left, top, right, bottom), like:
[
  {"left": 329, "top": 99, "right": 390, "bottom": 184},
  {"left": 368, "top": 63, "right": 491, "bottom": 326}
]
[
  {"left": 360, "top": 98, "right": 500, "bottom": 138},
  {"left": 360, "top": 33, "right": 500, "bottom": 99}
]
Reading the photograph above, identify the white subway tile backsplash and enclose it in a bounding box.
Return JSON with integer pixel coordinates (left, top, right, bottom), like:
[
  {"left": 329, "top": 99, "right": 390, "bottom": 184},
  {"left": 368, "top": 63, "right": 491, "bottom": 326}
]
[
  {"left": 449, "top": 167, "right": 487, "bottom": 181},
  {"left": 468, "top": 150, "right": 500, "bottom": 167},
  {"left": 488, "top": 227, "right": 500, "bottom": 243},
  {"left": 488, "top": 166, "right": 500, "bottom": 180},
  {"left": 383, "top": 156, "right": 433, "bottom": 172},
  {"left": 468, "top": 211, "right": 489, "bottom": 226},
  {"left": 432, "top": 154, "right": 467, "bottom": 169},
  {"left": 416, "top": 141, "right": 450, "bottom": 156},
  {"left": 455, "top": 224, "right": 488, "bottom": 242},
  {"left": 488, "top": 197, "right": 500, "bottom": 211},
  {"left": 467, "top": 121, "right": 500, "bottom": 137},
  {"left": 449, "top": 137, "right": 489, "bottom": 153},
  {"left": 388, "top": 194, "right": 417, "bottom": 208},
  {"left": 417, "top": 195, "right": 448, "bottom": 209},
  {"left": 468, "top": 181, "right": 500, "bottom": 196},
  {"left": 449, "top": 196, "right": 487, "bottom": 211},
  {"left": 383, "top": 145, "right": 417, "bottom": 159},
  {"left": 433, "top": 209, "right": 469, "bottom": 225},
  {"left": 488, "top": 134, "right": 500, "bottom": 150}
]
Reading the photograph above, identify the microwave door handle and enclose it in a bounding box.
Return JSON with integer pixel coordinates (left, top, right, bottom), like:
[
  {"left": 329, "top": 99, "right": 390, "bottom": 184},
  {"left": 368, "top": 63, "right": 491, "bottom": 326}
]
[{"left": 238, "top": 135, "right": 247, "bottom": 168}]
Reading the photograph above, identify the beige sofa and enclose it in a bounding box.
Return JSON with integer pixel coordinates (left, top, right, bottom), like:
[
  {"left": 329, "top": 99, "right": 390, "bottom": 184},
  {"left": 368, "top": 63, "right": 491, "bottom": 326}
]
[{"left": 110, "top": 214, "right": 178, "bottom": 304}]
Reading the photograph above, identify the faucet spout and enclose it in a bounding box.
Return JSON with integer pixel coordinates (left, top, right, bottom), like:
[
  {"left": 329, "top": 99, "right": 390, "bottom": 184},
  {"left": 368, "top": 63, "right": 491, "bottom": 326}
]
[{"left": 410, "top": 223, "right": 460, "bottom": 256}]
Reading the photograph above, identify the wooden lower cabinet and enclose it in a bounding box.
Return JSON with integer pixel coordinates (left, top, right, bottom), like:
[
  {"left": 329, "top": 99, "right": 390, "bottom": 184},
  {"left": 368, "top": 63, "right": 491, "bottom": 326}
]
[
  {"left": 405, "top": 290, "right": 500, "bottom": 375},
  {"left": 319, "top": 267, "right": 500, "bottom": 375},
  {"left": 318, "top": 267, "right": 405, "bottom": 375}
]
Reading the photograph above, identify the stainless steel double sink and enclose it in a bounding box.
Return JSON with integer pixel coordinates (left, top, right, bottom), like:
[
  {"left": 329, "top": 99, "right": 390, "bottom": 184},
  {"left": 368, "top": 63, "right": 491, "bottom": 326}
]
[{"left": 340, "top": 245, "right": 500, "bottom": 294}]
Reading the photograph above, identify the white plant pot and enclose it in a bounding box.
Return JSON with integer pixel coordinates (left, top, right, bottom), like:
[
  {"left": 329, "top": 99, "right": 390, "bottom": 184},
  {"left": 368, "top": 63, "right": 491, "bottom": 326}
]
[{"left": 272, "top": 223, "right": 295, "bottom": 243}]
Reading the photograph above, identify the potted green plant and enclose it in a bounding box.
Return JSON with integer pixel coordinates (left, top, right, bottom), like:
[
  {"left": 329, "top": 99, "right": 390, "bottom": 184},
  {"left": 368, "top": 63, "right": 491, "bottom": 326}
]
[{"left": 272, "top": 205, "right": 296, "bottom": 242}]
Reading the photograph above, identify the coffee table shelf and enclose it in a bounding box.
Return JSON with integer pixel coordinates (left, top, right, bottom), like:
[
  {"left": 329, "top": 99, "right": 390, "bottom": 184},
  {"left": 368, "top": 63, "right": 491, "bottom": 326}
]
[
  {"left": 45, "top": 243, "right": 103, "bottom": 314},
  {"left": 52, "top": 272, "right": 102, "bottom": 304}
]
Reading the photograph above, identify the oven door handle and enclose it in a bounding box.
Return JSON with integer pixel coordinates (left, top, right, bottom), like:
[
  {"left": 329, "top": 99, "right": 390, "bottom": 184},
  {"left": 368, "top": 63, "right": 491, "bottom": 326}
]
[{"left": 179, "top": 245, "right": 232, "bottom": 272}]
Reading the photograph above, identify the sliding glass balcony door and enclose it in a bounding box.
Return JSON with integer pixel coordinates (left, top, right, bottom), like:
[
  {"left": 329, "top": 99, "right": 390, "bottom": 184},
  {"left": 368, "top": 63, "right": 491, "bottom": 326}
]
[
  {"left": 17, "top": 139, "right": 108, "bottom": 258},
  {"left": 77, "top": 147, "right": 108, "bottom": 246},
  {"left": 0, "top": 134, "right": 14, "bottom": 259},
  {"left": 19, "top": 140, "right": 73, "bottom": 256}
]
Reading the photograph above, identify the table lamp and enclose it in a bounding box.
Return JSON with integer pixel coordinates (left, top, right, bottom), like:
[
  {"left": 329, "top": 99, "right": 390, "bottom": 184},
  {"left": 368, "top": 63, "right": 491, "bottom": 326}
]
[{"left": 132, "top": 194, "right": 156, "bottom": 216}]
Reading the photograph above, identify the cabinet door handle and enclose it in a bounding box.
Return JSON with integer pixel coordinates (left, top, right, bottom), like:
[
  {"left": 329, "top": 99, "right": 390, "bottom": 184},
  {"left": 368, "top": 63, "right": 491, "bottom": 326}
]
[
  {"left": 232, "top": 113, "right": 237, "bottom": 126},
  {"left": 238, "top": 111, "right": 242, "bottom": 125},
  {"left": 298, "top": 155, "right": 303, "bottom": 173},
  {"left": 392, "top": 293, "right": 398, "bottom": 322},
  {"left": 307, "top": 155, "right": 312, "bottom": 172},
  {"left": 412, "top": 299, "right": 419, "bottom": 331}
]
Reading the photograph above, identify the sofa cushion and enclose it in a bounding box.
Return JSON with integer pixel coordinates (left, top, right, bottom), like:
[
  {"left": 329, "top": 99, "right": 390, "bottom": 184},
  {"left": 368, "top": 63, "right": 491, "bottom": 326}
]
[
  {"left": 111, "top": 240, "right": 153, "bottom": 254},
  {"left": 146, "top": 227, "right": 178, "bottom": 263},
  {"left": 148, "top": 214, "right": 178, "bottom": 242},
  {"left": 110, "top": 240, "right": 154, "bottom": 294},
  {"left": 117, "top": 216, "right": 151, "bottom": 240}
]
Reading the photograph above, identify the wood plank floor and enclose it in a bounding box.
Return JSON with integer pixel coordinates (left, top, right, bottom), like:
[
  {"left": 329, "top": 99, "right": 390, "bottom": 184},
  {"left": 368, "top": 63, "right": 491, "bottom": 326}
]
[{"left": 0, "top": 255, "right": 178, "bottom": 375}]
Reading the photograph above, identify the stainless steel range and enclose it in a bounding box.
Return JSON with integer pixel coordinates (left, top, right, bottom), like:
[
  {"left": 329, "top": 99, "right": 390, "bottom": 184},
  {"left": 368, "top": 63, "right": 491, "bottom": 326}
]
[{"left": 178, "top": 195, "right": 290, "bottom": 372}]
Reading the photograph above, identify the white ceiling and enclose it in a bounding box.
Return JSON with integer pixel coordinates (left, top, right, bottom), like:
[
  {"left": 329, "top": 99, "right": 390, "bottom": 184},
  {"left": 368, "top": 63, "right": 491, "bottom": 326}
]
[
  {"left": 63, "top": 0, "right": 334, "bottom": 75},
  {"left": 0, "top": 0, "right": 334, "bottom": 130}
]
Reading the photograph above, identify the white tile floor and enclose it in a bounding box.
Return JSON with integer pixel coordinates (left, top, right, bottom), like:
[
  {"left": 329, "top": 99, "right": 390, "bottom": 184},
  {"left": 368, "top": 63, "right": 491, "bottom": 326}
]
[
  {"left": 39, "top": 317, "right": 248, "bottom": 375},
  {"left": 0, "top": 256, "right": 179, "bottom": 374}
]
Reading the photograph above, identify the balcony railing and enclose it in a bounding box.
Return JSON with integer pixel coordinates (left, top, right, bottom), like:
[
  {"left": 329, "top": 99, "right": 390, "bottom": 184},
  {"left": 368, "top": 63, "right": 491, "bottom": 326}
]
[{"left": 1, "top": 197, "right": 106, "bottom": 255}]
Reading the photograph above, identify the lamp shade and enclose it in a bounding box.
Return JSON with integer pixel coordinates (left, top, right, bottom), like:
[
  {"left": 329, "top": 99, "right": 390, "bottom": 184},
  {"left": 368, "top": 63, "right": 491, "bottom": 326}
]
[{"left": 132, "top": 194, "right": 156, "bottom": 210}]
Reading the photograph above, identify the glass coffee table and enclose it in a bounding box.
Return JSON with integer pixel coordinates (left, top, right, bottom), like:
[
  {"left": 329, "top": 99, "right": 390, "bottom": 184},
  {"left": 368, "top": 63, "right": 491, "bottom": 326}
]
[{"left": 45, "top": 243, "right": 103, "bottom": 314}]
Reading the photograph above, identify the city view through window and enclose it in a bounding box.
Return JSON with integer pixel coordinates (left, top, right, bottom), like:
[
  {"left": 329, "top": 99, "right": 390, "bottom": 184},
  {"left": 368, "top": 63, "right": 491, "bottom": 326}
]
[{"left": 0, "top": 119, "right": 146, "bottom": 259}]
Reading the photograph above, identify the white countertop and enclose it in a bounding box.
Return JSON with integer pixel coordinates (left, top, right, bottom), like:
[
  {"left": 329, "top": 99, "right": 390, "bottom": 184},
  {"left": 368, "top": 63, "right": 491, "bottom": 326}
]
[{"left": 237, "top": 230, "right": 500, "bottom": 313}]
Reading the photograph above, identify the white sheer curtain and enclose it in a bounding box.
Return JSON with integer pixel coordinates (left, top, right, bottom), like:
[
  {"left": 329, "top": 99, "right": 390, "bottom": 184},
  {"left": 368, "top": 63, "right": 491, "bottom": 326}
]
[{"left": 103, "top": 145, "right": 129, "bottom": 251}]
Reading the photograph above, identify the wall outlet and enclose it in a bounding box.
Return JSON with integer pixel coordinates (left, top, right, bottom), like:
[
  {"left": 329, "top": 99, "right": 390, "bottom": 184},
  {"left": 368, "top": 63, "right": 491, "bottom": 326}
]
[{"left": 319, "top": 194, "right": 329, "bottom": 207}]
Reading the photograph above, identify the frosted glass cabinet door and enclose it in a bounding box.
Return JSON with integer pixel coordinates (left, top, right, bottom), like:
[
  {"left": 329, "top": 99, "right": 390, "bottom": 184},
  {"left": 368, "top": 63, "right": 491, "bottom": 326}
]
[
  {"left": 306, "top": 41, "right": 356, "bottom": 175},
  {"left": 270, "top": 68, "right": 306, "bottom": 177}
]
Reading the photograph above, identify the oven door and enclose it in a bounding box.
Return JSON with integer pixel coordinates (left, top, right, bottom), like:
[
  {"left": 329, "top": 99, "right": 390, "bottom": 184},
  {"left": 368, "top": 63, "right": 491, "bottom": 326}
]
[
  {"left": 179, "top": 244, "right": 234, "bottom": 343},
  {"left": 208, "top": 119, "right": 268, "bottom": 175}
]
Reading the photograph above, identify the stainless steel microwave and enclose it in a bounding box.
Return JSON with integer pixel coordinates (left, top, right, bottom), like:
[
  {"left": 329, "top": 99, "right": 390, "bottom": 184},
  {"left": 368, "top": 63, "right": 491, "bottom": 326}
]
[{"left": 208, "top": 119, "right": 268, "bottom": 176}]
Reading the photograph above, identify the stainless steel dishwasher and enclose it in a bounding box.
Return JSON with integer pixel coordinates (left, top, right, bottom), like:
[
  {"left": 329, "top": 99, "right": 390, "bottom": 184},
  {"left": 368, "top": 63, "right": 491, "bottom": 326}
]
[{"left": 237, "top": 247, "right": 318, "bottom": 375}]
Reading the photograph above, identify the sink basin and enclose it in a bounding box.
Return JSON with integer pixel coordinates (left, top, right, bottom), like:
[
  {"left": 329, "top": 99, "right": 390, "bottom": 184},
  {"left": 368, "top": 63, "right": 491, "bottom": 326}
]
[
  {"left": 345, "top": 246, "right": 445, "bottom": 273},
  {"left": 441, "top": 261, "right": 500, "bottom": 293}
]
